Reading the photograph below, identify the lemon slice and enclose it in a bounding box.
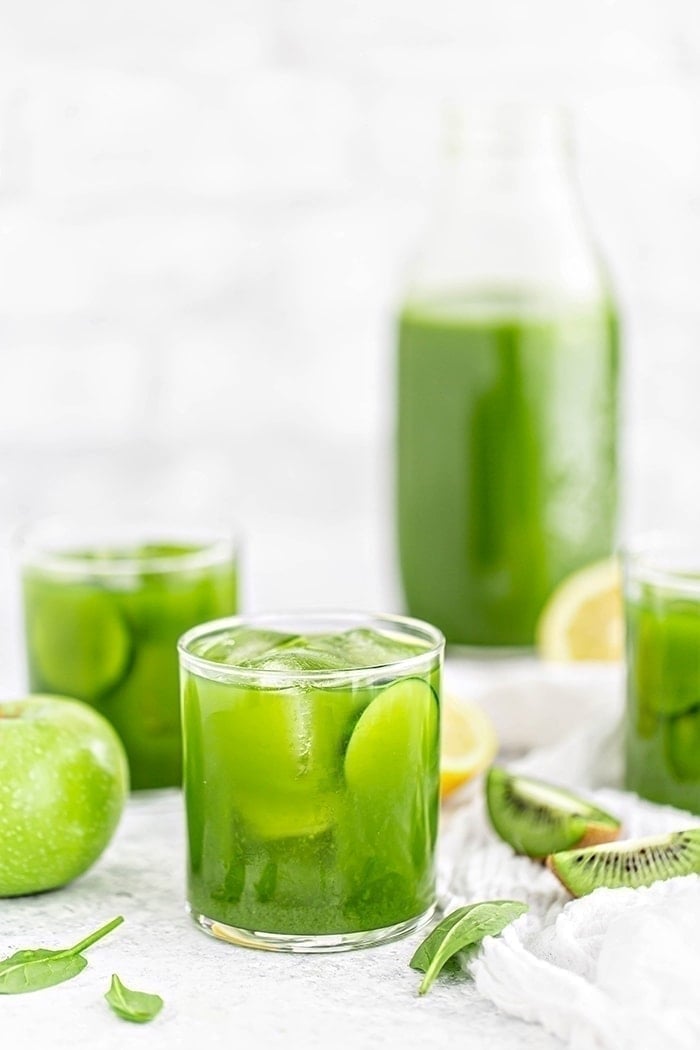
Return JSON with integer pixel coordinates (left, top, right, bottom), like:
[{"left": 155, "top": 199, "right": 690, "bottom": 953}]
[
  {"left": 440, "top": 694, "right": 498, "bottom": 797},
  {"left": 536, "top": 558, "right": 623, "bottom": 662}
]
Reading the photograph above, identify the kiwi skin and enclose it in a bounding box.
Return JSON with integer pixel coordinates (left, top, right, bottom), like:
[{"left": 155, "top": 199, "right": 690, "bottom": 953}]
[
  {"left": 486, "top": 766, "right": 621, "bottom": 859},
  {"left": 574, "top": 824, "right": 622, "bottom": 849},
  {"left": 547, "top": 828, "right": 700, "bottom": 897}
]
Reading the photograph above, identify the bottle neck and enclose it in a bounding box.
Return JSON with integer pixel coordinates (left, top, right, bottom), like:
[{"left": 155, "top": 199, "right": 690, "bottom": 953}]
[
  {"left": 408, "top": 105, "right": 607, "bottom": 308},
  {"left": 445, "top": 107, "right": 576, "bottom": 216}
]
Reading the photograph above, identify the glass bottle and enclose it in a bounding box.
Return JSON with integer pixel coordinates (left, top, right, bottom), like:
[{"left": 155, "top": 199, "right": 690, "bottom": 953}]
[{"left": 396, "top": 104, "right": 620, "bottom": 647}]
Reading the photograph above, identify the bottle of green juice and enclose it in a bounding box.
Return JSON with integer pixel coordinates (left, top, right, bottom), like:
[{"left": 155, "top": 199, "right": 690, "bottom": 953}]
[{"left": 396, "top": 105, "right": 620, "bottom": 647}]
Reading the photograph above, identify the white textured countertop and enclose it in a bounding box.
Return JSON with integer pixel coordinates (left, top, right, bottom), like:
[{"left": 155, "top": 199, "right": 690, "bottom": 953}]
[{"left": 1, "top": 788, "right": 561, "bottom": 1050}]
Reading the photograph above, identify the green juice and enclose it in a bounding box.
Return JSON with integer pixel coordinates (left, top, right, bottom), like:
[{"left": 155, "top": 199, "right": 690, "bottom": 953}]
[
  {"left": 23, "top": 542, "right": 237, "bottom": 790},
  {"left": 397, "top": 293, "right": 619, "bottom": 646},
  {"left": 180, "top": 622, "right": 441, "bottom": 944},
  {"left": 626, "top": 587, "right": 700, "bottom": 813}
]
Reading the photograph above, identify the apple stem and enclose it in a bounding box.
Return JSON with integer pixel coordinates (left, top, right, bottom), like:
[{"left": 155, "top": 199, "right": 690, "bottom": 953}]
[{"left": 69, "top": 916, "right": 124, "bottom": 956}]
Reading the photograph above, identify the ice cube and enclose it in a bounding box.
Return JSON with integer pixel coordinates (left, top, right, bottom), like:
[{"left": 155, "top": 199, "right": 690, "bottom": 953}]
[
  {"left": 297, "top": 627, "right": 427, "bottom": 669},
  {"left": 191, "top": 625, "right": 429, "bottom": 671},
  {"left": 192, "top": 627, "right": 300, "bottom": 665},
  {"left": 240, "top": 646, "right": 351, "bottom": 673}
]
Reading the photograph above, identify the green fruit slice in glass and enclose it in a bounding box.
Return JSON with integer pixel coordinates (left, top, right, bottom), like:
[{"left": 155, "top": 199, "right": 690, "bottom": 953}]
[
  {"left": 665, "top": 708, "right": 700, "bottom": 781},
  {"left": 344, "top": 677, "right": 439, "bottom": 800},
  {"left": 201, "top": 682, "right": 348, "bottom": 840},
  {"left": 633, "top": 602, "right": 700, "bottom": 717},
  {"left": 29, "top": 587, "right": 132, "bottom": 702},
  {"left": 340, "top": 677, "right": 439, "bottom": 908},
  {"left": 101, "top": 643, "right": 181, "bottom": 790}
]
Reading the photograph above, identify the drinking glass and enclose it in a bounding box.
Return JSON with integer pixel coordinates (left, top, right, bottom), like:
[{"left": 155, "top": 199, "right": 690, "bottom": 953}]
[
  {"left": 178, "top": 611, "right": 443, "bottom": 952},
  {"left": 21, "top": 519, "right": 238, "bottom": 789},
  {"left": 625, "top": 535, "right": 700, "bottom": 814}
]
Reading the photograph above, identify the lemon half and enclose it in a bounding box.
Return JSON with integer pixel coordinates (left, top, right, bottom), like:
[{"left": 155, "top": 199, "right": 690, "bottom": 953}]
[
  {"left": 440, "top": 694, "right": 498, "bottom": 797},
  {"left": 536, "top": 558, "right": 623, "bottom": 662}
]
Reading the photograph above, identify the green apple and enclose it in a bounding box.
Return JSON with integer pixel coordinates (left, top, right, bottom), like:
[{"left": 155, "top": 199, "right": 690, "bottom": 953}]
[{"left": 0, "top": 695, "right": 129, "bottom": 897}]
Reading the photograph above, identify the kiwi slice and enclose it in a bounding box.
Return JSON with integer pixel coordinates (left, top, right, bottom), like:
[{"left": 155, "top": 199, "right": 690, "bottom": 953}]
[
  {"left": 548, "top": 828, "right": 700, "bottom": 896},
  {"left": 486, "top": 766, "right": 621, "bottom": 858}
]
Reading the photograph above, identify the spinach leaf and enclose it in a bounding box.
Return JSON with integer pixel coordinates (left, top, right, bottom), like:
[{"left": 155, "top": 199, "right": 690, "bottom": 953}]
[
  {"left": 105, "top": 974, "right": 164, "bottom": 1023},
  {"left": 0, "top": 916, "right": 124, "bottom": 995},
  {"left": 410, "top": 900, "right": 528, "bottom": 995}
]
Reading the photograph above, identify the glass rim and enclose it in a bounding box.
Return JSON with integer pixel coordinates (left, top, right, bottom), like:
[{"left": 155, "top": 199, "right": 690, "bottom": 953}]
[
  {"left": 624, "top": 531, "right": 700, "bottom": 597},
  {"left": 19, "top": 517, "right": 239, "bottom": 577},
  {"left": 178, "top": 610, "right": 445, "bottom": 686}
]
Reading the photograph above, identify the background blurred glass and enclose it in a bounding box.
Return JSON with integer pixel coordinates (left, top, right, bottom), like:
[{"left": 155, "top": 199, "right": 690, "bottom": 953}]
[{"left": 1, "top": 0, "right": 699, "bottom": 681}]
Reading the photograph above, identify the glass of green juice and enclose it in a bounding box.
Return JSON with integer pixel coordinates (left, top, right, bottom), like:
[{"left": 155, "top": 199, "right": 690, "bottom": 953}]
[
  {"left": 178, "top": 612, "right": 443, "bottom": 952},
  {"left": 625, "top": 536, "right": 700, "bottom": 814},
  {"left": 21, "top": 521, "right": 238, "bottom": 790}
]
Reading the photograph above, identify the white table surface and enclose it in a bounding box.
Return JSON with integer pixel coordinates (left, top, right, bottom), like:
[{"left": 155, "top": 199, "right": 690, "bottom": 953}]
[{"left": 1, "top": 787, "right": 562, "bottom": 1050}]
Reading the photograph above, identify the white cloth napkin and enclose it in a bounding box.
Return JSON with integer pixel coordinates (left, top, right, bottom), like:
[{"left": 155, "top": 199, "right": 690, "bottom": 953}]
[{"left": 441, "top": 658, "right": 700, "bottom": 1050}]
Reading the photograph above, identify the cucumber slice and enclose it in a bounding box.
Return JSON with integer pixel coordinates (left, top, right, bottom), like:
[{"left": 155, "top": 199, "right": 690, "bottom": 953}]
[
  {"left": 100, "top": 642, "right": 182, "bottom": 789},
  {"left": 340, "top": 677, "right": 439, "bottom": 907},
  {"left": 28, "top": 586, "right": 132, "bottom": 702},
  {"left": 344, "top": 677, "right": 439, "bottom": 799},
  {"left": 665, "top": 708, "right": 700, "bottom": 781}
]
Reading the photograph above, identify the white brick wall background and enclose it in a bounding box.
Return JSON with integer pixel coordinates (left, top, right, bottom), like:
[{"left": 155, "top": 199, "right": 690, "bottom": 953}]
[{"left": 1, "top": 0, "right": 700, "bottom": 637}]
